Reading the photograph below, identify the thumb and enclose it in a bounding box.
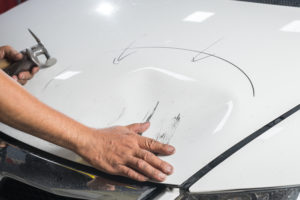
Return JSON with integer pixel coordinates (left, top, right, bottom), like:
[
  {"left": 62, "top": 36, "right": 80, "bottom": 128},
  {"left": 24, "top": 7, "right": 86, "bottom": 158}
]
[{"left": 127, "top": 122, "right": 150, "bottom": 134}]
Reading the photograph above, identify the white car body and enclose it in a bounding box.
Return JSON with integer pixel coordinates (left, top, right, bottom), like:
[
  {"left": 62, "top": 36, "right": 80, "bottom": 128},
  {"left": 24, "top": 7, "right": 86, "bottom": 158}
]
[{"left": 0, "top": 0, "right": 300, "bottom": 199}]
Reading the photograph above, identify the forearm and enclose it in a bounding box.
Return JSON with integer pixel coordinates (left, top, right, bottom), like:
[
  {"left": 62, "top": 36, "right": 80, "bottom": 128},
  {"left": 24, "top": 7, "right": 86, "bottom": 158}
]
[
  {"left": 0, "top": 45, "right": 175, "bottom": 182},
  {"left": 0, "top": 70, "right": 90, "bottom": 151}
]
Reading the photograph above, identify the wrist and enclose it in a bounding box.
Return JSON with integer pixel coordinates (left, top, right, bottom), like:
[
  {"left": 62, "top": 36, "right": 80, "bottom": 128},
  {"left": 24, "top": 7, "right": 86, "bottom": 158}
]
[{"left": 70, "top": 125, "right": 99, "bottom": 154}]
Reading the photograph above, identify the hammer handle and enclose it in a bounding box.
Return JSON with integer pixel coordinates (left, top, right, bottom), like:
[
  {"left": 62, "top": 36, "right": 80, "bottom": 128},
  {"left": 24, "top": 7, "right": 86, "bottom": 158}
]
[
  {"left": 0, "top": 59, "right": 11, "bottom": 70},
  {"left": 0, "top": 54, "right": 36, "bottom": 76}
]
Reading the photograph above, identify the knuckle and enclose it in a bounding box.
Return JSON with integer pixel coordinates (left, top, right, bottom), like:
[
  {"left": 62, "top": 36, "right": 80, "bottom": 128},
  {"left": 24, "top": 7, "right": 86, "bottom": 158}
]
[
  {"left": 146, "top": 139, "right": 157, "bottom": 149},
  {"left": 127, "top": 170, "right": 136, "bottom": 178},
  {"left": 3, "top": 45, "right": 12, "bottom": 50},
  {"left": 137, "top": 175, "right": 147, "bottom": 182},
  {"left": 111, "top": 162, "right": 120, "bottom": 169},
  {"left": 114, "top": 165, "right": 124, "bottom": 173},
  {"left": 121, "top": 167, "right": 131, "bottom": 176},
  {"left": 137, "top": 159, "right": 145, "bottom": 169},
  {"left": 159, "top": 160, "right": 167, "bottom": 169},
  {"left": 150, "top": 168, "right": 160, "bottom": 179},
  {"left": 143, "top": 151, "right": 153, "bottom": 161},
  {"left": 127, "top": 131, "right": 136, "bottom": 136}
]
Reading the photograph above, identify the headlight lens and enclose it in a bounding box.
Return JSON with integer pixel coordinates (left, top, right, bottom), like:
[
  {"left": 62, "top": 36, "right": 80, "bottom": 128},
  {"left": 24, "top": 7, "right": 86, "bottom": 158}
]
[{"left": 179, "top": 186, "right": 300, "bottom": 200}]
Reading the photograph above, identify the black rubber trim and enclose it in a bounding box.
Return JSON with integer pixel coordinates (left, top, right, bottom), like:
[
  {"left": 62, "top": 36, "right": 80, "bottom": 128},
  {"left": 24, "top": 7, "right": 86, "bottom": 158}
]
[
  {"left": 236, "top": 0, "right": 300, "bottom": 7},
  {"left": 180, "top": 104, "right": 300, "bottom": 190},
  {"left": 140, "top": 185, "right": 167, "bottom": 200},
  {"left": 0, "top": 131, "right": 165, "bottom": 188}
]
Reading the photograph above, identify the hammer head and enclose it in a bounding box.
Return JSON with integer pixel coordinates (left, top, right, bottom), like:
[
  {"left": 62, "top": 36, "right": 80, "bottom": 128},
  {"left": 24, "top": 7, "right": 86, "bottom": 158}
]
[{"left": 25, "top": 29, "right": 57, "bottom": 68}]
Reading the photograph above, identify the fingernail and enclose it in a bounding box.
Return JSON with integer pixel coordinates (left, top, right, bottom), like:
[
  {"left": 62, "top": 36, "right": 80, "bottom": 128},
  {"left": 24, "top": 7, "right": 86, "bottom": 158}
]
[
  {"left": 167, "top": 146, "right": 175, "bottom": 153},
  {"left": 158, "top": 173, "right": 166, "bottom": 181},
  {"left": 143, "top": 122, "right": 150, "bottom": 127},
  {"left": 165, "top": 165, "right": 173, "bottom": 174},
  {"left": 143, "top": 177, "right": 149, "bottom": 181}
]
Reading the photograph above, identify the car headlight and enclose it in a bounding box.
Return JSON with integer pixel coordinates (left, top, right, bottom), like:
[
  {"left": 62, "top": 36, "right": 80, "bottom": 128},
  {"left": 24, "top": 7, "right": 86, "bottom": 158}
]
[{"left": 178, "top": 186, "right": 300, "bottom": 200}]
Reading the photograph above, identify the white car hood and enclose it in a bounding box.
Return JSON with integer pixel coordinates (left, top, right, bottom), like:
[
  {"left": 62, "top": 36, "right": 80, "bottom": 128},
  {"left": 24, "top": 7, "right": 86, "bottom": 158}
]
[{"left": 0, "top": 0, "right": 300, "bottom": 187}]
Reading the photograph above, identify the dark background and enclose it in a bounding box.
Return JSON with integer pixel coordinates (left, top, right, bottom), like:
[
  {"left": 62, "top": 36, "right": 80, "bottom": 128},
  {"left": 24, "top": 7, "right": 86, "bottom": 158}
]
[{"left": 238, "top": 0, "right": 300, "bottom": 7}]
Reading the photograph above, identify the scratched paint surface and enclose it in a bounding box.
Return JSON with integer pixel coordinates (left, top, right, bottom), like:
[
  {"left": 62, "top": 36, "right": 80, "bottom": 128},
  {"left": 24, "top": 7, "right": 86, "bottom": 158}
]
[{"left": 1, "top": 0, "right": 300, "bottom": 186}]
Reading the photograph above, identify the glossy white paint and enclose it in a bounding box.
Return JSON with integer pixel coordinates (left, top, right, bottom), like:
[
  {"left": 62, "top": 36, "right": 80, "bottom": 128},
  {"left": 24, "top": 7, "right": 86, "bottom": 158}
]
[
  {"left": 281, "top": 20, "right": 300, "bottom": 33},
  {"left": 0, "top": 0, "right": 300, "bottom": 189},
  {"left": 190, "top": 110, "right": 300, "bottom": 192}
]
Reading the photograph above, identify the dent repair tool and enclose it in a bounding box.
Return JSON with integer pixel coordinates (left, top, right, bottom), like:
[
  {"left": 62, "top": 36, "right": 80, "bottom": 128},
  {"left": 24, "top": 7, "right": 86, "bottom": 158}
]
[{"left": 0, "top": 29, "right": 57, "bottom": 76}]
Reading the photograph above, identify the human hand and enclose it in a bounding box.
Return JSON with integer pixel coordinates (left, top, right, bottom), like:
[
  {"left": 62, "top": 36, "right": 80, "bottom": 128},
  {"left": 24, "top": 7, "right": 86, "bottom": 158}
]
[
  {"left": 0, "top": 46, "right": 39, "bottom": 85},
  {"left": 76, "top": 122, "right": 175, "bottom": 182}
]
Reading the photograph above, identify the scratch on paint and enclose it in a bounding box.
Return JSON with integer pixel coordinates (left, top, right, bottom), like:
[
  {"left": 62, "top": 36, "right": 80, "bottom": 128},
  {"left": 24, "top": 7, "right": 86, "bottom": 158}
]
[
  {"left": 113, "top": 41, "right": 137, "bottom": 64},
  {"left": 112, "top": 39, "right": 256, "bottom": 97},
  {"left": 142, "top": 111, "right": 149, "bottom": 121},
  {"left": 191, "top": 37, "right": 223, "bottom": 62},
  {"left": 145, "top": 101, "right": 160, "bottom": 123},
  {"left": 42, "top": 66, "right": 71, "bottom": 92},
  {"left": 107, "top": 107, "right": 126, "bottom": 126},
  {"left": 156, "top": 113, "right": 181, "bottom": 144},
  {"left": 116, "top": 107, "right": 126, "bottom": 121}
]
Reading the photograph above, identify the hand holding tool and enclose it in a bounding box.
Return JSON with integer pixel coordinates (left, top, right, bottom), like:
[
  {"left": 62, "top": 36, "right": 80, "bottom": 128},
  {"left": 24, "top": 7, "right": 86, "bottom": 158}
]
[{"left": 0, "top": 29, "right": 57, "bottom": 76}]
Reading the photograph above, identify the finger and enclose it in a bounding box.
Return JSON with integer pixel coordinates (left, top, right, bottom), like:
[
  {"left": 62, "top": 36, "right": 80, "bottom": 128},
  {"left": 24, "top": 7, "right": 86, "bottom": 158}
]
[
  {"left": 31, "top": 66, "right": 40, "bottom": 75},
  {"left": 17, "top": 79, "right": 27, "bottom": 85},
  {"left": 13, "top": 52, "right": 23, "bottom": 60},
  {"left": 127, "top": 122, "right": 150, "bottom": 134},
  {"left": 127, "top": 157, "right": 166, "bottom": 182},
  {"left": 18, "top": 71, "right": 33, "bottom": 80},
  {"left": 117, "top": 165, "right": 148, "bottom": 182},
  {"left": 139, "top": 137, "right": 175, "bottom": 155},
  {"left": 136, "top": 149, "right": 173, "bottom": 175},
  {"left": 0, "top": 46, "right": 22, "bottom": 61},
  {"left": 12, "top": 75, "right": 18, "bottom": 81}
]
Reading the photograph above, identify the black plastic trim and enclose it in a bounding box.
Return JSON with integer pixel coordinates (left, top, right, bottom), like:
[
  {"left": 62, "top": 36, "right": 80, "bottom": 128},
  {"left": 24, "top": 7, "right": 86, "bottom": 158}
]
[
  {"left": 0, "top": 131, "right": 163, "bottom": 188},
  {"left": 236, "top": 0, "right": 300, "bottom": 7},
  {"left": 180, "top": 104, "right": 300, "bottom": 190},
  {"left": 140, "top": 186, "right": 167, "bottom": 200}
]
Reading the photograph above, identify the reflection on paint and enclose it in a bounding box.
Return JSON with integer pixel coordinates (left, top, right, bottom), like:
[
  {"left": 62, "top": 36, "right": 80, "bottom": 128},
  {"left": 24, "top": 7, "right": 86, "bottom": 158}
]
[
  {"left": 281, "top": 20, "right": 300, "bottom": 33},
  {"left": 213, "top": 101, "right": 233, "bottom": 134},
  {"left": 54, "top": 71, "right": 81, "bottom": 80},
  {"left": 259, "top": 127, "right": 283, "bottom": 140},
  {"left": 131, "top": 67, "right": 197, "bottom": 82},
  {"left": 96, "top": 2, "right": 117, "bottom": 16},
  {"left": 183, "top": 11, "right": 214, "bottom": 23}
]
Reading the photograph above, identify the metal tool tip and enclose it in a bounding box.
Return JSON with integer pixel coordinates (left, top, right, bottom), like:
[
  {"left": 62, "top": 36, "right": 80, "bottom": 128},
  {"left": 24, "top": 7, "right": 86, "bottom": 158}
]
[{"left": 28, "top": 28, "right": 41, "bottom": 43}]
